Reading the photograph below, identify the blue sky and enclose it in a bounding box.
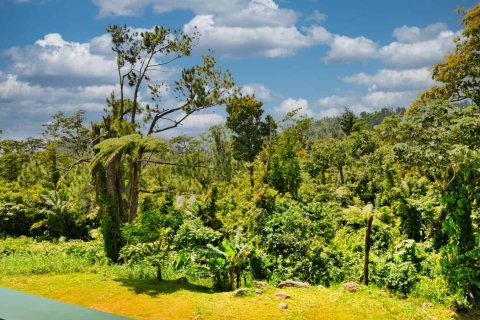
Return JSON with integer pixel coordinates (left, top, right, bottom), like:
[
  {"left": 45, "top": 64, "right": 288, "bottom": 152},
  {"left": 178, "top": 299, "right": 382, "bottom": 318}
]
[{"left": 0, "top": 0, "right": 477, "bottom": 138}]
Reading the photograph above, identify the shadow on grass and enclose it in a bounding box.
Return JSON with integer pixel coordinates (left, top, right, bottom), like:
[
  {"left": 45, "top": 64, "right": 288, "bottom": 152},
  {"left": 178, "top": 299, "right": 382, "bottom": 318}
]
[
  {"left": 115, "top": 278, "right": 213, "bottom": 297},
  {"left": 453, "top": 310, "right": 480, "bottom": 320}
]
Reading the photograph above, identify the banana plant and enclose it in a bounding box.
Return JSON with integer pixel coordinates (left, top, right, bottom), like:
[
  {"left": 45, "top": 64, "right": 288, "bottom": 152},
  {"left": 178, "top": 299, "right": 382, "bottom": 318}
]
[{"left": 207, "top": 229, "right": 252, "bottom": 291}]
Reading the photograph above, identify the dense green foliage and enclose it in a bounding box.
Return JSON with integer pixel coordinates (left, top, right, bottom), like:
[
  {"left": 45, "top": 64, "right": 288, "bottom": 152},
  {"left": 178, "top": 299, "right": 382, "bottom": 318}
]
[{"left": 1, "top": 5, "right": 480, "bottom": 313}]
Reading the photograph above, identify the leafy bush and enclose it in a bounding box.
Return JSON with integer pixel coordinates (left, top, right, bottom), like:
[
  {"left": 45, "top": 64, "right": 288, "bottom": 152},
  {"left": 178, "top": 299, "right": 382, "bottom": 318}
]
[{"left": 372, "top": 240, "right": 429, "bottom": 295}]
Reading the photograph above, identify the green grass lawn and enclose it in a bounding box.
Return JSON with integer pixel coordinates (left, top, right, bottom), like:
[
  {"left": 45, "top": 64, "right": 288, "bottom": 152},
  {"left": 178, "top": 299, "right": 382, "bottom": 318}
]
[
  {"left": 1, "top": 273, "right": 476, "bottom": 320},
  {"left": 1, "top": 238, "right": 479, "bottom": 320}
]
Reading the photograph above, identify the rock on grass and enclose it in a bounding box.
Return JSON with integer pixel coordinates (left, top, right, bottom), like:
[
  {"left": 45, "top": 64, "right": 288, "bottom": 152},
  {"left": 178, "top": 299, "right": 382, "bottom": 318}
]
[
  {"left": 253, "top": 280, "right": 268, "bottom": 288},
  {"left": 233, "top": 288, "right": 249, "bottom": 296},
  {"left": 277, "top": 280, "right": 310, "bottom": 288},
  {"left": 279, "top": 302, "right": 288, "bottom": 309},
  {"left": 275, "top": 292, "right": 291, "bottom": 299},
  {"left": 341, "top": 282, "right": 360, "bottom": 293}
]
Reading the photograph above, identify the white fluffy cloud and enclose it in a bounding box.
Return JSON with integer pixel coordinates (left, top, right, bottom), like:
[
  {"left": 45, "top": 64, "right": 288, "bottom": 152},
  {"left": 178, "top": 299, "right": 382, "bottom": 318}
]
[
  {"left": 377, "top": 29, "right": 457, "bottom": 69},
  {"left": 0, "top": 73, "right": 114, "bottom": 104},
  {"left": 184, "top": 15, "right": 331, "bottom": 57},
  {"left": 4, "top": 31, "right": 176, "bottom": 87},
  {"left": 322, "top": 23, "right": 455, "bottom": 68},
  {"left": 315, "top": 95, "right": 371, "bottom": 117},
  {"left": 91, "top": 0, "right": 455, "bottom": 68},
  {"left": 361, "top": 90, "right": 417, "bottom": 108},
  {"left": 321, "top": 22, "right": 456, "bottom": 118},
  {"left": 92, "top": 0, "right": 242, "bottom": 16},
  {"left": 275, "top": 98, "right": 313, "bottom": 117},
  {"left": 176, "top": 113, "right": 225, "bottom": 129},
  {"left": 4, "top": 33, "right": 117, "bottom": 86},
  {"left": 240, "top": 83, "right": 272, "bottom": 102},
  {"left": 94, "top": 0, "right": 333, "bottom": 58},
  {"left": 343, "top": 68, "right": 435, "bottom": 91},
  {"left": 393, "top": 22, "right": 448, "bottom": 43},
  {"left": 0, "top": 72, "right": 113, "bottom": 137},
  {"left": 314, "top": 89, "right": 417, "bottom": 119},
  {"left": 92, "top": 0, "right": 297, "bottom": 28},
  {"left": 323, "top": 35, "right": 378, "bottom": 63},
  {"left": 316, "top": 95, "right": 355, "bottom": 109},
  {"left": 215, "top": 0, "right": 297, "bottom": 28},
  {"left": 273, "top": 95, "right": 378, "bottom": 119},
  {"left": 91, "top": 0, "right": 299, "bottom": 18},
  {"left": 0, "top": 1, "right": 462, "bottom": 137},
  {"left": 0, "top": 30, "right": 218, "bottom": 138}
]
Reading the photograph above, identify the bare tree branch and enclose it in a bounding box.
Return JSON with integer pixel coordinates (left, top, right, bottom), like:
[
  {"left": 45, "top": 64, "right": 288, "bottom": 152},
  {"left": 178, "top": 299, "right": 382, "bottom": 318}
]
[
  {"left": 56, "top": 157, "right": 92, "bottom": 187},
  {"left": 138, "top": 188, "right": 173, "bottom": 194},
  {"left": 138, "top": 159, "right": 211, "bottom": 169}
]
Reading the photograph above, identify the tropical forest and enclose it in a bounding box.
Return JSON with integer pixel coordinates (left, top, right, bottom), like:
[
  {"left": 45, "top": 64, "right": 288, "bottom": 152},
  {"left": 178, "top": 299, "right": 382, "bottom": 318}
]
[{"left": 1, "top": 2, "right": 480, "bottom": 320}]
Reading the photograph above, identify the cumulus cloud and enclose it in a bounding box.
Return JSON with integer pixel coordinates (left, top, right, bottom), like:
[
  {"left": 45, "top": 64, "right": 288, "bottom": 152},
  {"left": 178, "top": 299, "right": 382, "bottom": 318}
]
[
  {"left": 323, "top": 35, "right": 378, "bottom": 63},
  {"left": 89, "top": 33, "right": 116, "bottom": 56},
  {"left": 393, "top": 22, "right": 449, "bottom": 43},
  {"left": 4, "top": 31, "right": 178, "bottom": 87},
  {"left": 0, "top": 72, "right": 113, "bottom": 137},
  {"left": 314, "top": 89, "right": 417, "bottom": 119},
  {"left": 91, "top": 0, "right": 457, "bottom": 68},
  {"left": 184, "top": 15, "right": 331, "bottom": 57},
  {"left": 4, "top": 33, "right": 117, "bottom": 86},
  {"left": 361, "top": 90, "right": 417, "bottom": 108},
  {"left": 176, "top": 112, "right": 225, "bottom": 129},
  {"left": 320, "top": 22, "right": 456, "bottom": 68},
  {"left": 377, "top": 30, "right": 456, "bottom": 69},
  {"left": 92, "top": 0, "right": 332, "bottom": 59},
  {"left": 240, "top": 83, "right": 272, "bottom": 102},
  {"left": 92, "top": 0, "right": 267, "bottom": 17},
  {"left": 215, "top": 0, "right": 298, "bottom": 28},
  {"left": 0, "top": 73, "right": 114, "bottom": 104},
  {"left": 0, "top": 30, "right": 215, "bottom": 138},
  {"left": 272, "top": 95, "right": 378, "bottom": 120},
  {"left": 275, "top": 98, "right": 313, "bottom": 117},
  {"left": 315, "top": 95, "right": 372, "bottom": 118},
  {"left": 343, "top": 68, "right": 435, "bottom": 91},
  {"left": 316, "top": 95, "right": 355, "bottom": 109}
]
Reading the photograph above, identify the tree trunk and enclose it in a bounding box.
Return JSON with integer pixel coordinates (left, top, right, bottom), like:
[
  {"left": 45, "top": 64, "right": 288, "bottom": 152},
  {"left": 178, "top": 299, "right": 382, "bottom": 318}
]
[
  {"left": 338, "top": 164, "right": 345, "bottom": 184},
  {"left": 248, "top": 163, "right": 254, "bottom": 187},
  {"left": 156, "top": 265, "right": 162, "bottom": 281},
  {"left": 94, "top": 163, "right": 123, "bottom": 263},
  {"left": 128, "top": 155, "right": 141, "bottom": 223},
  {"left": 263, "top": 133, "right": 273, "bottom": 184},
  {"left": 229, "top": 267, "right": 235, "bottom": 291},
  {"left": 320, "top": 168, "right": 326, "bottom": 185},
  {"left": 102, "top": 157, "right": 125, "bottom": 263},
  {"left": 236, "top": 269, "right": 241, "bottom": 289},
  {"left": 364, "top": 215, "right": 373, "bottom": 286},
  {"left": 92, "top": 125, "right": 125, "bottom": 263}
]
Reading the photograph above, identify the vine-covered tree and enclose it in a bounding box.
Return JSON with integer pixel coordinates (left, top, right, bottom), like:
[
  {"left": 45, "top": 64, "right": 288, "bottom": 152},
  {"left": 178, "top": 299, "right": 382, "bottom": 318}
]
[
  {"left": 91, "top": 25, "right": 234, "bottom": 262},
  {"left": 395, "top": 101, "right": 480, "bottom": 303}
]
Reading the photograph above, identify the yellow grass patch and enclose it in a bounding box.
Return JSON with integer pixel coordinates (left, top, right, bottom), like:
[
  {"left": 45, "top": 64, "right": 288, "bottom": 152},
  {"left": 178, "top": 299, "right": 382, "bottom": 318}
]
[{"left": 0, "top": 273, "right": 473, "bottom": 320}]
